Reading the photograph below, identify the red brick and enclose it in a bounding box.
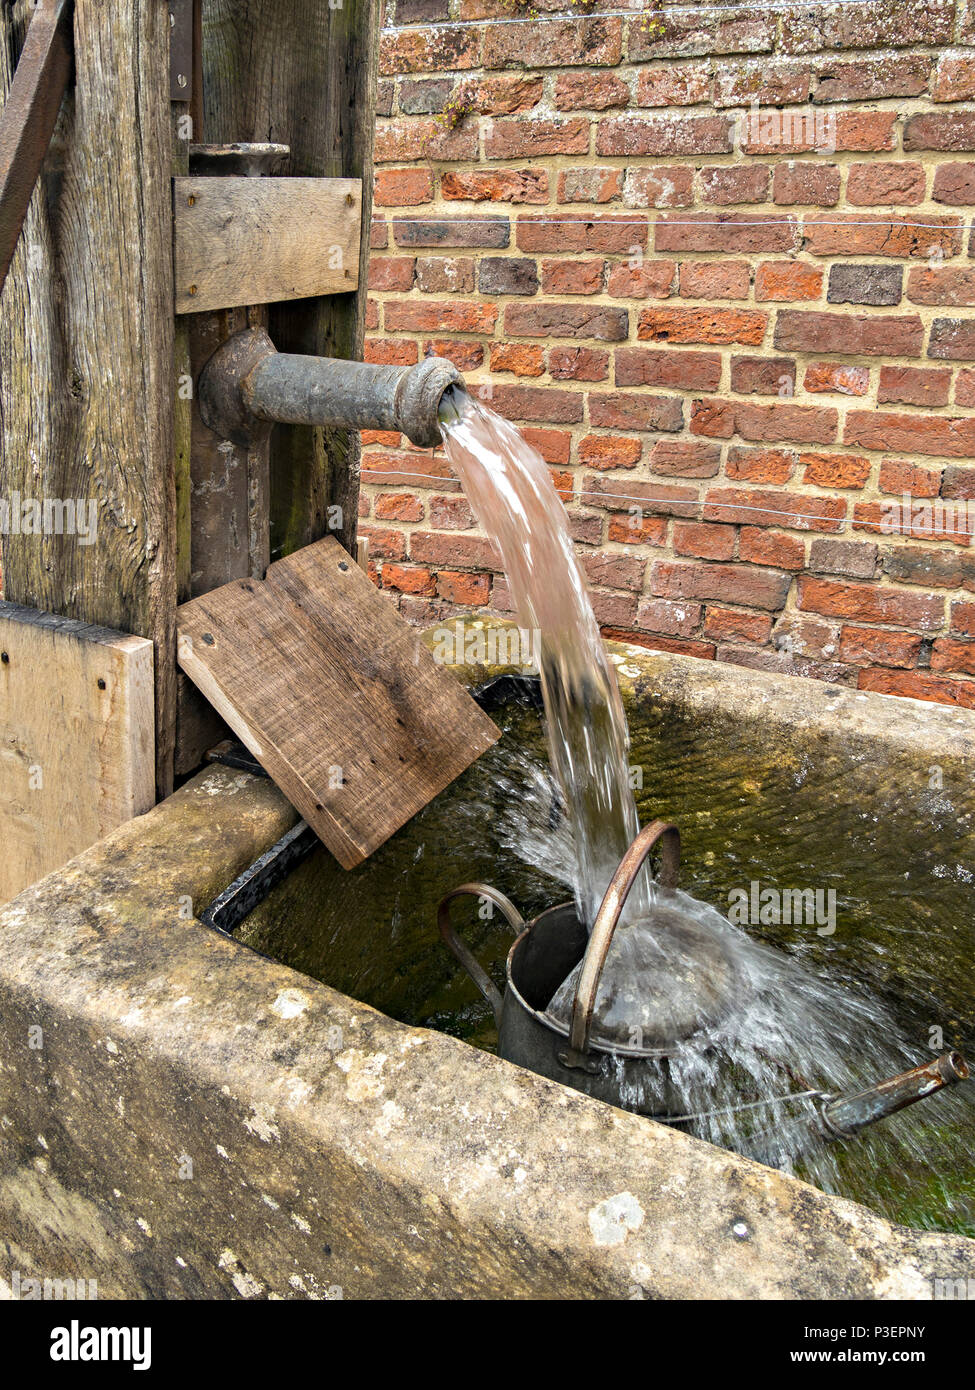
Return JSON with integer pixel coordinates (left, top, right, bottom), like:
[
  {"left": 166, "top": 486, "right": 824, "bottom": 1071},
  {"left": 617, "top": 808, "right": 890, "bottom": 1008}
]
[
  {"left": 704, "top": 487, "right": 846, "bottom": 532},
  {"left": 739, "top": 527, "right": 805, "bottom": 571},
  {"left": 845, "top": 410, "right": 975, "bottom": 458},
  {"left": 608, "top": 514, "right": 668, "bottom": 546},
  {"left": 581, "top": 551, "right": 646, "bottom": 592},
  {"left": 651, "top": 561, "right": 791, "bottom": 611},
  {"left": 436, "top": 570, "right": 491, "bottom": 605},
  {"left": 485, "top": 118, "right": 590, "bottom": 159},
  {"left": 730, "top": 356, "right": 796, "bottom": 397},
  {"left": 540, "top": 258, "right": 605, "bottom": 295},
  {"left": 364, "top": 338, "right": 419, "bottom": 366},
  {"left": 700, "top": 165, "right": 770, "bottom": 205},
  {"left": 742, "top": 110, "right": 896, "bottom": 154},
  {"left": 615, "top": 346, "right": 722, "bottom": 392},
  {"left": 557, "top": 168, "right": 623, "bottom": 204},
  {"left": 634, "top": 64, "right": 712, "bottom": 108},
  {"left": 655, "top": 213, "right": 794, "bottom": 254},
  {"left": 393, "top": 215, "right": 509, "bottom": 249},
  {"left": 951, "top": 600, "right": 975, "bottom": 636},
  {"left": 490, "top": 343, "right": 544, "bottom": 376},
  {"left": 429, "top": 495, "right": 474, "bottom": 530},
  {"left": 803, "top": 214, "right": 962, "bottom": 259},
  {"left": 414, "top": 256, "right": 475, "bottom": 293},
  {"left": 839, "top": 627, "right": 922, "bottom": 669},
  {"left": 714, "top": 63, "right": 810, "bottom": 108},
  {"left": 932, "top": 56, "right": 975, "bottom": 102},
  {"left": 374, "top": 119, "right": 477, "bottom": 163},
  {"left": 678, "top": 261, "right": 750, "bottom": 300},
  {"left": 409, "top": 530, "right": 500, "bottom": 569},
  {"left": 380, "top": 27, "right": 481, "bottom": 76},
  {"left": 845, "top": 162, "right": 926, "bottom": 206},
  {"left": 585, "top": 474, "right": 697, "bottom": 518},
  {"left": 596, "top": 115, "right": 734, "bottom": 158},
  {"left": 904, "top": 113, "right": 975, "bottom": 151},
  {"left": 800, "top": 452, "right": 871, "bottom": 489},
  {"left": 957, "top": 369, "right": 975, "bottom": 406},
  {"left": 555, "top": 69, "right": 630, "bottom": 110},
  {"left": 382, "top": 563, "right": 435, "bottom": 596},
  {"left": 726, "top": 447, "right": 795, "bottom": 484},
  {"left": 754, "top": 261, "right": 823, "bottom": 302},
  {"left": 633, "top": 597, "right": 703, "bottom": 638},
  {"left": 441, "top": 168, "right": 549, "bottom": 203},
  {"left": 852, "top": 500, "right": 971, "bottom": 546},
  {"left": 370, "top": 218, "right": 388, "bottom": 250},
  {"left": 483, "top": 16, "right": 622, "bottom": 70},
  {"left": 674, "top": 522, "right": 735, "bottom": 560},
  {"left": 691, "top": 399, "right": 838, "bottom": 446},
  {"left": 490, "top": 385, "right": 584, "bottom": 424},
  {"left": 518, "top": 214, "right": 646, "bottom": 254},
  {"left": 798, "top": 576, "right": 944, "bottom": 630},
  {"left": 605, "top": 261, "right": 674, "bottom": 300},
  {"left": 930, "top": 638, "right": 975, "bottom": 676},
  {"left": 703, "top": 607, "right": 773, "bottom": 644},
  {"left": 375, "top": 493, "right": 424, "bottom": 522},
  {"left": 907, "top": 266, "right": 975, "bottom": 306},
  {"left": 858, "top": 668, "right": 975, "bottom": 708},
  {"left": 637, "top": 306, "right": 767, "bottom": 346},
  {"left": 650, "top": 440, "right": 721, "bottom": 478},
  {"left": 772, "top": 163, "right": 840, "bottom": 207},
  {"left": 422, "top": 339, "right": 484, "bottom": 373},
  {"left": 810, "top": 538, "right": 877, "bottom": 579},
  {"left": 361, "top": 451, "right": 456, "bottom": 488},
  {"left": 578, "top": 435, "right": 642, "bottom": 470},
  {"left": 521, "top": 427, "right": 572, "bottom": 464},
  {"left": 472, "top": 73, "right": 545, "bottom": 115},
  {"left": 505, "top": 302, "right": 627, "bottom": 340},
  {"left": 929, "top": 319, "right": 975, "bottom": 360},
  {"left": 622, "top": 167, "right": 695, "bottom": 209},
  {"left": 803, "top": 363, "right": 870, "bottom": 396},
  {"left": 384, "top": 300, "right": 497, "bottom": 333},
  {"left": 812, "top": 56, "right": 930, "bottom": 103},
  {"left": 374, "top": 168, "right": 434, "bottom": 206},
  {"left": 547, "top": 346, "right": 609, "bottom": 381},
  {"left": 877, "top": 366, "right": 951, "bottom": 409},
  {"left": 607, "top": 631, "right": 716, "bottom": 660},
  {"left": 588, "top": 393, "right": 685, "bottom": 433},
  {"left": 876, "top": 460, "right": 940, "bottom": 498},
  {"left": 774, "top": 311, "right": 923, "bottom": 357},
  {"left": 365, "top": 300, "right": 379, "bottom": 329},
  {"left": 933, "top": 163, "right": 975, "bottom": 206}
]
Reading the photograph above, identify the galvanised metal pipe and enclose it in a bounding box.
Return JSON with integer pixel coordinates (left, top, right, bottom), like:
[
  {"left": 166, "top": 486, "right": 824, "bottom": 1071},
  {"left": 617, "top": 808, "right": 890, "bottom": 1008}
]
[{"left": 198, "top": 327, "right": 465, "bottom": 450}]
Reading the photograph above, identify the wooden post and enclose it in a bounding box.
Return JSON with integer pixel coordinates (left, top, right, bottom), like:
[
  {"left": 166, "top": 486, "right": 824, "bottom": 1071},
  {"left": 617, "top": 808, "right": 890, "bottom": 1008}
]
[
  {"left": 201, "top": 0, "right": 379, "bottom": 562},
  {"left": 0, "top": 0, "right": 177, "bottom": 796}
]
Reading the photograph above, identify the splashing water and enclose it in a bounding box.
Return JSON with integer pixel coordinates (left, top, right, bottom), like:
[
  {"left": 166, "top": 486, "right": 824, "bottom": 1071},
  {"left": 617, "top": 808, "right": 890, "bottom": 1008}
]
[
  {"left": 439, "top": 387, "right": 647, "bottom": 929},
  {"left": 438, "top": 389, "right": 970, "bottom": 1189}
]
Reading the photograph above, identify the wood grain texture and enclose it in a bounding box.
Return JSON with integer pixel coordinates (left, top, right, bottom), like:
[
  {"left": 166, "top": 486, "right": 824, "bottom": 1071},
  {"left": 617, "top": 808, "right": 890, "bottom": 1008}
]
[
  {"left": 176, "top": 536, "right": 500, "bottom": 867},
  {"left": 0, "top": 0, "right": 177, "bottom": 795},
  {"left": 202, "top": 0, "right": 379, "bottom": 561},
  {"left": 173, "top": 176, "right": 361, "bottom": 313},
  {"left": 0, "top": 601, "right": 155, "bottom": 903}
]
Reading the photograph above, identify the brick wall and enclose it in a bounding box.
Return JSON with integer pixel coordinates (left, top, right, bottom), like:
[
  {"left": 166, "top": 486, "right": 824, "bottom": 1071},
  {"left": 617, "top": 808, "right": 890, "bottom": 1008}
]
[{"left": 363, "top": 0, "right": 975, "bottom": 707}]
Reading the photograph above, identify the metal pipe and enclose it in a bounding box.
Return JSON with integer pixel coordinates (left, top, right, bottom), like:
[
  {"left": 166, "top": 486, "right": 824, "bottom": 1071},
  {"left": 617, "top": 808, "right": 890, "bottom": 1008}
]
[
  {"left": 198, "top": 327, "right": 465, "bottom": 450},
  {"left": 750, "top": 1051, "right": 969, "bottom": 1168}
]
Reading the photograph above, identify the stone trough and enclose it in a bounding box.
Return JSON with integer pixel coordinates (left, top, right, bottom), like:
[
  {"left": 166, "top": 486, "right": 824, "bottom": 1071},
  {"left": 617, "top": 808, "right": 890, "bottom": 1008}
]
[{"left": 1, "top": 627, "right": 973, "bottom": 1299}]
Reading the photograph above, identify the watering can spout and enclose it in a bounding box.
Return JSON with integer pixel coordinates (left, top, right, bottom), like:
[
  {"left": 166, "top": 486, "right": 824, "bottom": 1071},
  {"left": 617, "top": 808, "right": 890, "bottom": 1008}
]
[
  {"left": 752, "top": 1051, "right": 970, "bottom": 1169},
  {"left": 198, "top": 327, "right": 465, "bottom": 450}
]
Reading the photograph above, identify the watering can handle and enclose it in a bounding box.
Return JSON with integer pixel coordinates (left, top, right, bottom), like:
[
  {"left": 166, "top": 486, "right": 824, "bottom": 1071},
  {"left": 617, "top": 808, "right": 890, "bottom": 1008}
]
[
  {"left": 437, "top": 884, "right": 525, "bottom": 1028},
  {"left": 567, "top": 821, "right": 680, "bottom": 1060}
]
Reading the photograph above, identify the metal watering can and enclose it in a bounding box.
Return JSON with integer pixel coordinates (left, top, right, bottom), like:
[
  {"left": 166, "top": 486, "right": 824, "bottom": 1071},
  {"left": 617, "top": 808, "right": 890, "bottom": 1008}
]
[{"left": 437, "top": 821, "right": 970, "bottom": 1161}]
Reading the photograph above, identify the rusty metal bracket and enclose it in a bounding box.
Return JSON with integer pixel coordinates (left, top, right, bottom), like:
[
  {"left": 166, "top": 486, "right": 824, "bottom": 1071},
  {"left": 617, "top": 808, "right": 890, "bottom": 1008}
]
[{"left": 0, "top": 0, "right": 73, "bottom": 295}]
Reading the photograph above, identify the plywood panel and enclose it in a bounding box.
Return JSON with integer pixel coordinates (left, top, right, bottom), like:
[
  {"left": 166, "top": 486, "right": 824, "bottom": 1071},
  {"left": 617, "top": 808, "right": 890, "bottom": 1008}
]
[
  {"left": 176, "top": 537, "right": 499, "bottom": 867},
  {"left": 0, "top": 602, "right": 155, "bottom": 903},
  {"left": 173, "top": 176, "right": 361, "bottom": 313}
]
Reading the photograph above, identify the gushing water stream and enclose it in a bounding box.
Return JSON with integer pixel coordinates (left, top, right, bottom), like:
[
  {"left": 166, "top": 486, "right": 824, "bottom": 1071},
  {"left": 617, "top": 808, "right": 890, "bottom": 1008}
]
[{"left": 438, "top": 387, "right": 971, "bottom": 1189}]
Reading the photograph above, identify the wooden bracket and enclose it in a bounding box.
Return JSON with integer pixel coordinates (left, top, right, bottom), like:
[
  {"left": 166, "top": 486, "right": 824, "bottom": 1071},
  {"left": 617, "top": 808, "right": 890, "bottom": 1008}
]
[
  {"left": 173, "top": 175, "right": 361, "bottom": 313},
  {"left": 176, "top": 537, "right": 500, "bottom": 868}
]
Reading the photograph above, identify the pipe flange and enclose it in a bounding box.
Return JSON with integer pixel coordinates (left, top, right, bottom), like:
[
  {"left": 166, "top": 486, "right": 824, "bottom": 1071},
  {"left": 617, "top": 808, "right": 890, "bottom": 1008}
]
[
  {"left": 395, "top": 355, "right": 464, "bottom": 449},
  {"left": 198, "top": 327, "right": 277, "bottom": 448}
]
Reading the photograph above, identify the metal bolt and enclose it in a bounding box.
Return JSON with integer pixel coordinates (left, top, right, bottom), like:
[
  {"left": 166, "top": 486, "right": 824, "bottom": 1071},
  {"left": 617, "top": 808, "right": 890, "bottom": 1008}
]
[
  {"left": 188, "top": 284, "right": 197, "bottom": 296},
  {"left": 202, "top": 633, "right": 215, "bottom": 646},
  {"left": 732, "top": 1221, "right": 749, "bottom": 1240}
]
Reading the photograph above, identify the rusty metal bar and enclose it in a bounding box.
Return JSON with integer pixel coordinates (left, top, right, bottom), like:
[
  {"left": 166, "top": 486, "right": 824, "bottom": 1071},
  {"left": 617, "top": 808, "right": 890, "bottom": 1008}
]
[{"left": 0, "top": 0, "right": 73, "bottom": 295}]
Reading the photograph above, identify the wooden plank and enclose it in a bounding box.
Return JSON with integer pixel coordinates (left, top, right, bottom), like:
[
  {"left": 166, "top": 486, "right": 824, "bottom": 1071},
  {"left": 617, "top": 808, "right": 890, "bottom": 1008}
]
[
  {"left": 176, "top": 537, "right": 500, "bottom": 868},
  {"left": 0, "top": 0, "right": 177, "bottom": 796},
  {"left": 173, "top": 176, "right": 361, "bottom": 313},
  {"left": 202, "top": 0, "right": 380, "bottom": 560},
  {"left": 0, "top": 602, "right": 155, "bottom": 903}
]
